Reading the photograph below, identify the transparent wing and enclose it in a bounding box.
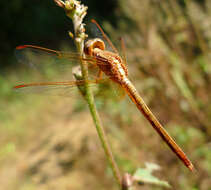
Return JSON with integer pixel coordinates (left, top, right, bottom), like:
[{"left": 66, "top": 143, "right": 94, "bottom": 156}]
[
  {"left": 14, "top": 20, "right": 123, "bottom": 97},
  {"left": 15, "top": 44, "right": 111, "bottom": 69},
  {"left": 95, "top": 80, "right": 126, "bottom": 101},
  {"left": 15, "top": 45, "right": 110, "bottom": 83},
  {"left": 88, "top": 20, "right": 128, "bottom": 66},
  {"left": 15, "top": 45, "right": 97, "bottom": 70},
  {"left": 13, "top": 80, "right": 101, "bottom": 97},
  {"left": 14, "top": 45, "right": 112, "bottom": 96}
]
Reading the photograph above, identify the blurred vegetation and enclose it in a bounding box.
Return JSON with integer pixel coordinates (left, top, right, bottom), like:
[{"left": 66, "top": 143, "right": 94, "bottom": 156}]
[{"left": 0, "top": 0, "right": 211, "bottom": 190}]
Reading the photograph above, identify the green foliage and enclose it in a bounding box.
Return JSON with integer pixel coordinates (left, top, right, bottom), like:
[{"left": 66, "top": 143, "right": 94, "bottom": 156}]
[
  {"left": 195, "top": 145, "right": 211, "bottom": 173},
  {"left": 0, "top": 142, "right": 15, "bottom": 161},
  {"left": 133, "top": 163, "right": 171, "bottom": 188}
]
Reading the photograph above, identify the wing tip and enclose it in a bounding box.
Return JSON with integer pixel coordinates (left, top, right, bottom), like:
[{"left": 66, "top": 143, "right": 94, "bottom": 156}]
[
  {"left": 16, "top": 45, "right": 27, "bottom": 50},
  {"left": 13, "top": 84, "right": 25, "bottom": 89}
]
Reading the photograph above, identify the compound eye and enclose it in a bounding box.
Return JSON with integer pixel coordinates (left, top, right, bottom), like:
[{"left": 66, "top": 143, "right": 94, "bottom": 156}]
[{"left": 84, "top": 38, "right": 105, "bottom": 56}]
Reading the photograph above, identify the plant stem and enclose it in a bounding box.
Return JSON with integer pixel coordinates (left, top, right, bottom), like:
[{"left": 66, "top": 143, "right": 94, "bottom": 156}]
[
  {"left": 75, "top": 28, "right": 122, "bottom": 188},
  {"left": 54, "top": 0, "right": 122, "bottom": 187}
]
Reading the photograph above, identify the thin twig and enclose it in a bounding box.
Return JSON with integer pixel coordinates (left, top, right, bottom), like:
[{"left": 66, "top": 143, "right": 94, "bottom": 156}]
[{"left": 54, "top": 0, "right": 122, "bottom": 187}]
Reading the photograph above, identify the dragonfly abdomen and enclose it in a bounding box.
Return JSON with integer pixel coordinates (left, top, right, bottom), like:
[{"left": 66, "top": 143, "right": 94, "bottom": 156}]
[{"left": 121, "top": 79, "right": 194, "bottom": 171}]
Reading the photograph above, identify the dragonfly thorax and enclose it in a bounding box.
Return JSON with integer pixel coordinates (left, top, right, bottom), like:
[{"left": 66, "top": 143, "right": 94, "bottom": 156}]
[
  {"left": 94, "top": 48, "right": 128, "bottom": 84},
  {"left": 84, "top": 38, "right": 128, "bottom": 84}
]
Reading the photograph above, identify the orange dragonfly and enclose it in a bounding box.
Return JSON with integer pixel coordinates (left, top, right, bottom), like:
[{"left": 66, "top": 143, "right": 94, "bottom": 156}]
[{"left": 14, "top": 19, "right": 194, "bottom": 171}]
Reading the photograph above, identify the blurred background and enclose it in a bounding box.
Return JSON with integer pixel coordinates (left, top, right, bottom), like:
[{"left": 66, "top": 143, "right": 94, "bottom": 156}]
[{"left": 0, "top": 0, "right": 211, "bottom": 189}]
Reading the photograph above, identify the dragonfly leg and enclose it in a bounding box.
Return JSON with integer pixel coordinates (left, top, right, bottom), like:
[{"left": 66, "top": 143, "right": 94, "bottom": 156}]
[{"left": 96, "top": 70, "right": 103, "bottom": 82}]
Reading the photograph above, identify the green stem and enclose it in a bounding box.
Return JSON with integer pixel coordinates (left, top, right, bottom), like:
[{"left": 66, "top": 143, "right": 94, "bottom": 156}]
[
  {"left": 75, "top": 28, "right": 122, "bottom": 190},
  {"left": 55, "top": 0, "right": 122, "bottom": 187}
]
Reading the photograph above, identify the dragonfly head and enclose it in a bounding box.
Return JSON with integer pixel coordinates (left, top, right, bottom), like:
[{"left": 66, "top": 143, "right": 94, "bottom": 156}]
[{"left": 84, "top": 38, "right": 105, "bottom": 56}]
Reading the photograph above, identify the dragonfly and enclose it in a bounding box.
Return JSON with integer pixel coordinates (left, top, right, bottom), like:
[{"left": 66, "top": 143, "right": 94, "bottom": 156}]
[{"left": 14, "top": 19, "right": 194, "bottom": 171}]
